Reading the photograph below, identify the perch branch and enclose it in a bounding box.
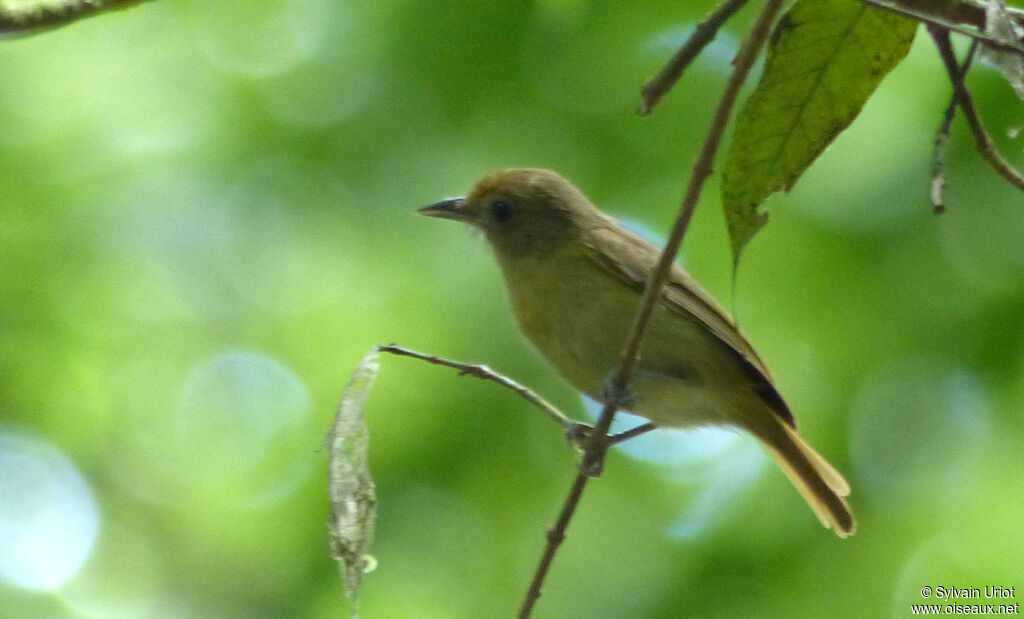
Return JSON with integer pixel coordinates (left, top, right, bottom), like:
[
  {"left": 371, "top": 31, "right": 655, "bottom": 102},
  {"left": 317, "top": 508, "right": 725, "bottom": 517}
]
[
  {"left": 376, "top": 344, "right": 575, "bottom": 430},
  {"left": 379, "top": 345, "right": 658, "bottom": 454}
]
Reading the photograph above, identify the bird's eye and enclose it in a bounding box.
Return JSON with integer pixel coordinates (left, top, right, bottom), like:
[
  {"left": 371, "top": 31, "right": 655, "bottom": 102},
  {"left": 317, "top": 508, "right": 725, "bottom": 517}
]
[{"left": 490, "top": 199, "right": 513, "bottom": 222}]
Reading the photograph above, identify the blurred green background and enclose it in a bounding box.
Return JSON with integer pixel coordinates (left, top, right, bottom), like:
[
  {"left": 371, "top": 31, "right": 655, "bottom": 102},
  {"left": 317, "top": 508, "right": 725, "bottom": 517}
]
[{"left": 2, "top": 1, "right": 1023, "bottom": 617}]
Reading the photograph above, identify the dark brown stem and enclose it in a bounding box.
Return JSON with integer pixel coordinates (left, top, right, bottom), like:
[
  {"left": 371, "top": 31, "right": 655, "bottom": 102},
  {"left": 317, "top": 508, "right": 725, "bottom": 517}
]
[
  {"left": 376, "top": 345, "right": 574, "bottom": 429},
  {"left": 609, "top": 422, "right": 658, "bottom": 444},
  {"left": 928, "top": 25, "right": 1024, "bottom": 193},
  {"left": 0, "top": 0, "right": 154, "bottom": 37},
  {"left": 517, "top": 1, "right": 786, "bottom": 616},
  {"left": 929, "top": 105, "right": 955, "bottom": 215},
  {"left": 930, "top": 38, "right": 979, "bottom": 214},
  {"left": 638, "top": 0, "right": 751, "bottom": 115}
]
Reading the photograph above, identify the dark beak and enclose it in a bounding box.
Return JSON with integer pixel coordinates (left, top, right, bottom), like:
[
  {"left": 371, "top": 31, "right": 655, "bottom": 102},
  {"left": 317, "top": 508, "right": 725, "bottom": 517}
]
[{"left": 418, "top": 197, "right": 473, "bottom": 223}]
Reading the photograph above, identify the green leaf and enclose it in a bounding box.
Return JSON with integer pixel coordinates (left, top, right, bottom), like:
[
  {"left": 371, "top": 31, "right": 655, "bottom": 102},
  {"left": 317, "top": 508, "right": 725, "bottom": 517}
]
[
  {"left": 721, "top": 0, "right": 918, "bottom": 263},
  {"left": 325, "top": 347, "right": 380, "bottom": 616}
]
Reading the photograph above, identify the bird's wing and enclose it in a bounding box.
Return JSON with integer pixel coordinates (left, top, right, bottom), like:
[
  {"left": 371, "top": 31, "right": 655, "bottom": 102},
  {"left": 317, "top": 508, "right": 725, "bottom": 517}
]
[{"left": 582, "top": 224, "right": 795, "bottom": 428}]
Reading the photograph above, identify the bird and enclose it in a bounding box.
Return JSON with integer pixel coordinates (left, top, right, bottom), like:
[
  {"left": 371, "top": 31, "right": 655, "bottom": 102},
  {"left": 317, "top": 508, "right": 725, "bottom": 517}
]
[{"left": 419, "top": 168, "right": 855, "bottom": 537}]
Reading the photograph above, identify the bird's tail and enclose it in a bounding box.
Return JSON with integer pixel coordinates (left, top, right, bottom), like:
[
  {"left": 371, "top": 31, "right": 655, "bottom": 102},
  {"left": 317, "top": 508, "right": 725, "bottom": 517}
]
[{"left": 753, "top": 419, "right": 856, "bottom": 538}]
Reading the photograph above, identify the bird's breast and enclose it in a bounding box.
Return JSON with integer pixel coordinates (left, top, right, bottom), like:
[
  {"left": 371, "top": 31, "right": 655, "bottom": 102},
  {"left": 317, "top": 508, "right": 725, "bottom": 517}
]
[{"left": 496, "top": 247, "right": 637, "bottom": 398}]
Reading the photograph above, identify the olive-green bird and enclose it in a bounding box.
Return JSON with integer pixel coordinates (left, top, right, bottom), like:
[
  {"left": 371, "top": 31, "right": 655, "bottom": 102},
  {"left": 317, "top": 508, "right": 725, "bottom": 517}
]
[{"left": 419, "top": 168, "right": 855, "bottom": 537}]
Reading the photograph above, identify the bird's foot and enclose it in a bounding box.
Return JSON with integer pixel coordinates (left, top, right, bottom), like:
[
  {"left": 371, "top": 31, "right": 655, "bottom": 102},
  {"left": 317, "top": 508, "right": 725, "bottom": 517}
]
[
  {"left": 601, "top": 376, "right": 634, "bottom": 410},
  {"left": 565, "top": 422, "right": 592, "bottom": 450}
]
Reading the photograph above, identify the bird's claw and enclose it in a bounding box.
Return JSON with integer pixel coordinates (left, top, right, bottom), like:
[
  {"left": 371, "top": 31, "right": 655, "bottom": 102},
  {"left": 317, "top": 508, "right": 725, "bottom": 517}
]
[
  {"left": 564, "top": 422, "right": 607, "bottom": 477},
  {"left": 602, "top": 376, "right": 634, "bottom": 410},
  {"left": 565, "top": 422, "right": 592, "bottom": 449}
]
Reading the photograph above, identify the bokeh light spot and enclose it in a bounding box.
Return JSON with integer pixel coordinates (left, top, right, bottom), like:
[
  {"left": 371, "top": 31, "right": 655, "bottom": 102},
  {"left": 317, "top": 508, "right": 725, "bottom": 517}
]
[
  {"left": 172, "top": 351, "right": 313, "bottom": 505},
  {"left": 0, "top": 432, "right": 99, "bottom": 591},
  {"left": 849, "top": 359, "right": 992, "bottom": 505},
  {"left": 189, "top": 0, "right": 327, "bottom": 77}
]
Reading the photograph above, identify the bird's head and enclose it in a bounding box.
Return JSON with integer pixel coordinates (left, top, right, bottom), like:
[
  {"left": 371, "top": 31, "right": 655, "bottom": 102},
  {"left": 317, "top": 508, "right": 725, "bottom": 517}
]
[{"left": 419, "top": 168, "right": 606, "bottom": 259}]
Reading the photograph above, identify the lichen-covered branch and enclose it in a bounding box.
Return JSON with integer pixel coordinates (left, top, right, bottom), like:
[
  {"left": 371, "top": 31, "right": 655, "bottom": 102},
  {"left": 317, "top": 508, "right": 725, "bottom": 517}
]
[{"left": 0, "top": 0, "right": 154, "bottom": 37}]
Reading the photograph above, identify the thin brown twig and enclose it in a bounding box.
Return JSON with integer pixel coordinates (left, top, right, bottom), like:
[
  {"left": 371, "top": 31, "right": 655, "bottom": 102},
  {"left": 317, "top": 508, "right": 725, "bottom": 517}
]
[
  {"left": 638, "top": 0, "right": 751, "bottom": 116},
  {"left": 376, "top": 344, "right": 574, "bottom": 429},
  {"left": 517, "top": 1, "right": 786, "bottom": 617},
  {"left": 928, "top": 25, "right": 1024, "bottom": 193},
  {"left": 861, "top": 0, "right": 1024, "bottom": 60},
  {"left": 930, "top": 104, "right": 956, "bottom": 215},
  {"left": 609, "top": 422, "right": 658, "bottom": 444},
  {"left": 378, "top": 345, "right": 658, "bottom": 452},
  {"left": 930, "top": 38, "right": 980, "bottom": 214}
]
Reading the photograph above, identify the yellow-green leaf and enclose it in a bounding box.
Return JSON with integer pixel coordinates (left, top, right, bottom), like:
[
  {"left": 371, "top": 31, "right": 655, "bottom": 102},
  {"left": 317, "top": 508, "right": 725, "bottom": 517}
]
[{"left": 721, "top": 0, "right": 917, "bottom": 262}]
